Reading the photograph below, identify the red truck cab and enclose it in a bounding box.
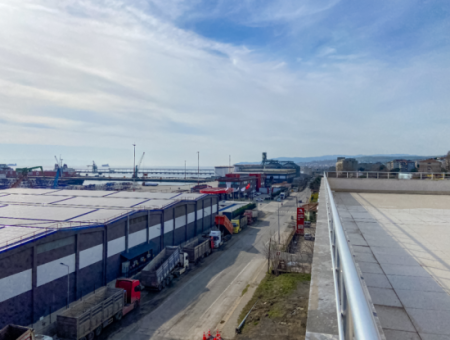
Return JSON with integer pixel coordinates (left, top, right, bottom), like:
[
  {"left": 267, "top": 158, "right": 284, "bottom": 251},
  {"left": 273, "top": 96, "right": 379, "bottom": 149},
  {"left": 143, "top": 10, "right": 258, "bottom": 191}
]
[{"left": 115, "top": 279, "right": 141, "bottom": 316}]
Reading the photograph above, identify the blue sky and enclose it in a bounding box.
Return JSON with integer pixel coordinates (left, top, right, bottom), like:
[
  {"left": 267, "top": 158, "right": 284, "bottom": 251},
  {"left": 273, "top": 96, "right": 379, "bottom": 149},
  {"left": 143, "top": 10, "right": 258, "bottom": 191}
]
[{"left": 0, "top": 0, "right": 449, "bottom": 167}]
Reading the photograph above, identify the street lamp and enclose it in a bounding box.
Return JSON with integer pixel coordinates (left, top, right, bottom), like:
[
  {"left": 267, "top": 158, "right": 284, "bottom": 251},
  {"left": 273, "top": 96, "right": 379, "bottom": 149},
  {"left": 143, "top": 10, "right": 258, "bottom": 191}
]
[
  {"left": 60, "top": 263, "right": 70, "bottom": 308},
  {"left": 277, "top": 203, "right": 281, "bottom": 244},
  {"left": 132, "top": 143, "right": 136, "bottom": 182}
]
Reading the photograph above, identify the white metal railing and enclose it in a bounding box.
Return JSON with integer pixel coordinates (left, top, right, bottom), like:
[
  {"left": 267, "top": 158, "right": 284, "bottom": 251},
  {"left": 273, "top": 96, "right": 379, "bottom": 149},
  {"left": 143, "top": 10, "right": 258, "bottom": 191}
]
[
  {"left": 326, "top": 171, "right": 450, "bottom": 180},
  {"left": 324, "top": 175, "right": 381, "bottom": 340}
]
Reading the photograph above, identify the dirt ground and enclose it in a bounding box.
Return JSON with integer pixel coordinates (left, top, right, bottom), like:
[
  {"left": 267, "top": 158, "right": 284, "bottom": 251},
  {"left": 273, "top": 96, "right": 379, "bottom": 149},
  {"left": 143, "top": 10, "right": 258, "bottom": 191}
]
[
  {"left": 235, "top": 273, "right": 311, "bottom": 340},
  {"left": 233, "top": 220, "right": 316, "bottom": 340}
]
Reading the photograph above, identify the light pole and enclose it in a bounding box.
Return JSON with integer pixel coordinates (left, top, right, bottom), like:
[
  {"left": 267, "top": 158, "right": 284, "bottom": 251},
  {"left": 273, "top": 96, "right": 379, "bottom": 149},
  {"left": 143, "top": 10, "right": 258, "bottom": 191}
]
[
  {"left": 60, "top": 263, "right": 70, "bottom": 308},
  {"left": 277, "top": 203, "right": 281, "bottom": 244},
  {"left": 132, "top": 143, "right": 136, "bottom": 181},
  {"left": 185, "top": 161, "right": 186, "bottom": 180},
  {"left": 197, "top": 152, "right": 199, "bottom": 186}
]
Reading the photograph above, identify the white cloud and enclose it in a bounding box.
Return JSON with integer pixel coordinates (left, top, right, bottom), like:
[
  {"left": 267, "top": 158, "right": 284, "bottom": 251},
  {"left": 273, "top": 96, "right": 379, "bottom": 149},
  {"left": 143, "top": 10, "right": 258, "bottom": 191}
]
[{"left": 0, "top": 0, "right": 449, "bottom": 166}]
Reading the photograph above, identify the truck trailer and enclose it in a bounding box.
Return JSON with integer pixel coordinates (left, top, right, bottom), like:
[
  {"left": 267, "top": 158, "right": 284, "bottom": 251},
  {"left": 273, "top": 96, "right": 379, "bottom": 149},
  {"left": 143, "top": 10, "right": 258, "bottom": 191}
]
[
  {"left": 56, "top": 279, "right": 141, "bottom": 340},
  {"left": 182, "top": 238, "right": 212, "bottom": 264},
  {"left": 0, "top": 325, "right": 42, "bottom": 340},
  {"left": 231, "top": 216, "right": 248, "bottom": 234},
  {"left": 140, "top": 246, "right": 189, "bottom": 290}
]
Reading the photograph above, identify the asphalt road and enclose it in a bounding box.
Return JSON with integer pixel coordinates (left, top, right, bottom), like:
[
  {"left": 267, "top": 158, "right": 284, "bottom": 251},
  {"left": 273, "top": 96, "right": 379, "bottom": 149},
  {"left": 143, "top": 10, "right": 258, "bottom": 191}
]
[{"left": 102, "top": 189, "right": 310, "bottom": 340}]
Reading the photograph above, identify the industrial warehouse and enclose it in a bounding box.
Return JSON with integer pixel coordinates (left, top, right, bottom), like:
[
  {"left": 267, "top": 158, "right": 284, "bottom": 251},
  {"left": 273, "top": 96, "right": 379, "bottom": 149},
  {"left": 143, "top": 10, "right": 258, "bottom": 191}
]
[{"left": 0, "top": 188, "right": 218, "bottom": 329}]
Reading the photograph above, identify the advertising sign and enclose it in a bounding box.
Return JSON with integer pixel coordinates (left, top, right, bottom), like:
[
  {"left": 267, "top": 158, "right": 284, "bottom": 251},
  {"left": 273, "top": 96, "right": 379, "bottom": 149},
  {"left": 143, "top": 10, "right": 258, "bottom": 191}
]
[{"left": 296, "top": 207, "right": 305, "bottom": 235}]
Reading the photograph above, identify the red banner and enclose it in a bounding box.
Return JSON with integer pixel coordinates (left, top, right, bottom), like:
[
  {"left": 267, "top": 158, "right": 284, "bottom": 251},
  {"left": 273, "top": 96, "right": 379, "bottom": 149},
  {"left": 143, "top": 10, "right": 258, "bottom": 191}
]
[{"left": 296, "top": 207, "right": 305, "bottom": 235}]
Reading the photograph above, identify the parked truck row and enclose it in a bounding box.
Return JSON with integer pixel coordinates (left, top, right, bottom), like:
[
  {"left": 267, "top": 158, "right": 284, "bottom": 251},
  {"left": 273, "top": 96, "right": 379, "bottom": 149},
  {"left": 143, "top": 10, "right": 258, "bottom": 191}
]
[{"left": 3, "top": 208, "right": 259, "bottom": 340}]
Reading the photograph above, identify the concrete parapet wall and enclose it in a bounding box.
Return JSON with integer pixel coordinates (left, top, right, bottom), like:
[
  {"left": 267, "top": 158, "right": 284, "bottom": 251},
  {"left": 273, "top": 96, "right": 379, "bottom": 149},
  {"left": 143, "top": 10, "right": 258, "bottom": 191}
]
[{"left": 328, "top": 178, "right": 450, "bottom": 195}]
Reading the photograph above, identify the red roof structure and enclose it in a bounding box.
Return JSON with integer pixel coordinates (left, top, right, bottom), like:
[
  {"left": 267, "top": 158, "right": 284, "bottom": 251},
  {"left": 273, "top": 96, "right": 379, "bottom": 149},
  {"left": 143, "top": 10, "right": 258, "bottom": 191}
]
[{"left": 200, "top": 187, "right": 233, "bottom": 194}]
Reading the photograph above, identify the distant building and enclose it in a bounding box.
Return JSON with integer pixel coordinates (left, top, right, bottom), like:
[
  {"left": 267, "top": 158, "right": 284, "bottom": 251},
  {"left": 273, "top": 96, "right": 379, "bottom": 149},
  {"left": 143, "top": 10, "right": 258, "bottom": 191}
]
[
  {"left": 445, "top": 152, "right": 450, "bottom": 171},
  {"left": 416, "top": 159, "right": 442, "bottom": 173},
  {"left": 214, "top": 166, "right": 233, "bottom": 177},
  {"left": 358, "top": 162, "right": 387, "bottom": 172},
  {"left": 336, "top": 158, "right": 358, "bottom": 171},
  {"left": 302, "top": 166, "right": 313, "bottom": 175},
  {"left": 386, "top": 160, "right": 416, "bottom": 172},
  {"left": 218, "top": 174, "right": 258, "bottom": 199}
]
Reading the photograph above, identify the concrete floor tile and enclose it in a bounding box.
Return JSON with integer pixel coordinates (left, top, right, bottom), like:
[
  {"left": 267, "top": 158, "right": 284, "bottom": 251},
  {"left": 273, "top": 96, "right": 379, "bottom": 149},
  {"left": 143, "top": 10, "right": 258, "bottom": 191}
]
[
  {"left": 359, "top": 262, "right": 384, "bottom": 274},
  {"left": 368, "top": 287, "right": 402, "bottom": 307},
  {"left": 383, "top": 330, "right": 420, "bottom": 340},
  {"left": 371, "top": 247, "right": 412, "bottom": 257},
  {"left": 375, "top": 305, "right": 416, "bottom": 332},
  {"left": 348, "top": 234, "right": 368, "bottom": 246},
  {"left": 396, "top": 290, "right": 450, "bottom": 311},
  {"left": 419, "top": 333, "right": 450, "bottom": 340},
  {"left": 380, "top": 264, "right": 430, "bottom": 277},
  {"left": 355, "top": 253, "right": 378, "bottom": 263},
  {"left": 374, "top": 254, "right": 420, "bottom": 266},
  {"left": 387, "top": 275, "right": 443, "bottom": 292},
  {"left": 364, "top": 273, "right": 392, "bottom": 289},
  {"left": 352, "top": 245, "right": 372, "bottom": 254},
  {"left": 407, "top": 308, "right": 450, "bottom": 335}
]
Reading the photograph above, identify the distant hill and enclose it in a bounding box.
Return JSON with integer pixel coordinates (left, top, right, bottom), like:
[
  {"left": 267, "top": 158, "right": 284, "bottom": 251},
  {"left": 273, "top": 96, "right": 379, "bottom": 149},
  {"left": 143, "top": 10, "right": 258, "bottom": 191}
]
[{"left": 236, "top": 154, "right": 439, "bottom": 165}]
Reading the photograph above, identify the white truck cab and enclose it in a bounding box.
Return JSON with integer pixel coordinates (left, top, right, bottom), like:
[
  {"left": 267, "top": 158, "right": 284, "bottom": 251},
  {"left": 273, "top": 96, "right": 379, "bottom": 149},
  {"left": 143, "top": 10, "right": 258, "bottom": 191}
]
[{"left": 209, "top": 229, "right": 223, "bottom": 249}]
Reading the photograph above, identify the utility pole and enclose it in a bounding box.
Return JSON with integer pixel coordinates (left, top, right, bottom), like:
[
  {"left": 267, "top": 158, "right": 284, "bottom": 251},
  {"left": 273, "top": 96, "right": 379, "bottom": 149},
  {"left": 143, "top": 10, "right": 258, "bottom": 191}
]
[
  {"left": 277, "top": 204, "right": 280, "bottom": 244},
  {"left": 132, "top": 143, "right": 136, "bottom": 181},
  {"left": 197, "top": 152, "right": 199, "bottom": 186},
  {"left": 60, "top": 263, "right": 70, "bottom": 308}
]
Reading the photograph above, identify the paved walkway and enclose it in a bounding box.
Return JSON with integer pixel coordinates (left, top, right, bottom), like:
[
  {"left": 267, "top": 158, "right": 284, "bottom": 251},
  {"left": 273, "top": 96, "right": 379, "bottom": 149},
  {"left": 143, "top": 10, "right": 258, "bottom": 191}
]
[{"left": 335, "top": 192, "right": 450, "bottom": 339}]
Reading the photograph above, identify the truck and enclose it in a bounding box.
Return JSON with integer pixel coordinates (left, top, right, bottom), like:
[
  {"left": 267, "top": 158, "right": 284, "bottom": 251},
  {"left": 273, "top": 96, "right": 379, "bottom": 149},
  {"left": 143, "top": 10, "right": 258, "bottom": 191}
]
[
  {"left": 0, "top": 325, "right": 49, "bottom": 340},
  {"left": 211, "top": 215, "right": 234, "bottom": 248},
  {"left": 56, "top": 278, "right": 141, "bottom": 340},
  {"left": 182, "top": 237, "right": 212, "bottom": 264},
  {"left": 140, "top": 246, "right": 189, "bottom": 290},
  {"left": 243, "top": 209, "right": 258, "bottom": 225},
  {"left": 231, "top": 216, "right": 248, "bottom": 234}
]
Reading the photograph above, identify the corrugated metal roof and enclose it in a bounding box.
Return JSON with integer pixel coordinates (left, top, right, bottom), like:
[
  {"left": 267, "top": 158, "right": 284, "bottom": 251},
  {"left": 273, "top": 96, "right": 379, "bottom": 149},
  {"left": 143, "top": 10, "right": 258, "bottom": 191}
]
[
  {"left": 107, "top": 191, "right": 180, "bottom": 199},
  {"left": 42, "top": 189, "right": 113, "bottom": 197},
  {"left": 52, "top": 197, "right": 149, "bottom": 209},
  {"left": 67, "top": 209, "right": 131, "bottom": 223},
  {"left": 2, "top": 188, "right": 62, "bottom": 195},
  {"left": 0, "top": 194, "right": 65, "bottom": 204},
  {"left": 0, "top": 188, "right": 212, "bottom": 251},
  {"left": 0, "top": 226, "right": 53, "bottom": 251},
  {"left": 0, "top": 204, "right": 96, "bottom": 221}
]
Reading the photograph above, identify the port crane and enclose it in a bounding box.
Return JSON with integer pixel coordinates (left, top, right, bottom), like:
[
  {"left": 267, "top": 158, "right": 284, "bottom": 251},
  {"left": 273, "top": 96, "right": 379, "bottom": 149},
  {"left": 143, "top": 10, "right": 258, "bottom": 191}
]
[
  {"left": 12, "top": 166, "right": 44, "bottom": 188},
  {"left": 87, "top": 161, "right": 98, "bottom": 173},
  {"left": 133, "top": 153, "right": 145, "bottom": 178}
]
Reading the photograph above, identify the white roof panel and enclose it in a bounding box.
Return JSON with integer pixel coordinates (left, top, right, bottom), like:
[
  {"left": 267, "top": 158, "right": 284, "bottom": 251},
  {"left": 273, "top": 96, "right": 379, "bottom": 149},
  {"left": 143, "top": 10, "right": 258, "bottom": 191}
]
[
  {"left": 0, "top": 195, "right": 67, "bottom": 204},
  {"left": 0, "top": 218, "right": 59, "bottom": 227},
  {"left": 53, "top": 197, "right": 149, "bottom": 209},
  {"left": 42, "top": 190, "right": 114, "bottom": 197},
  {"left": 2, "top": 188, "right": 62, "bottom": 195},
  {"left": 176, "top": 193, "right": 205, "bottom": 200},
  {"left": 108, "top": 192, "right": 178, "bottom": 199},
  {"left": 0, "top": 205, "right": 95, "bottom": 221},
  {"left": 0, "top": 226, "right": 51, "bottom": 249},
  {"left": 68, "top": 209, "right": 131, "bottom": 222}
]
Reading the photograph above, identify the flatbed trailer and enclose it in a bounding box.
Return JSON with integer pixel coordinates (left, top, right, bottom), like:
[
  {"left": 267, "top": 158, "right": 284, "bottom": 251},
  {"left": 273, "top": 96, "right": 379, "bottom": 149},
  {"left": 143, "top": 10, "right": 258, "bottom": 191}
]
[{"left": 182, "top": 237, "right": 212, "bottom": 264}]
